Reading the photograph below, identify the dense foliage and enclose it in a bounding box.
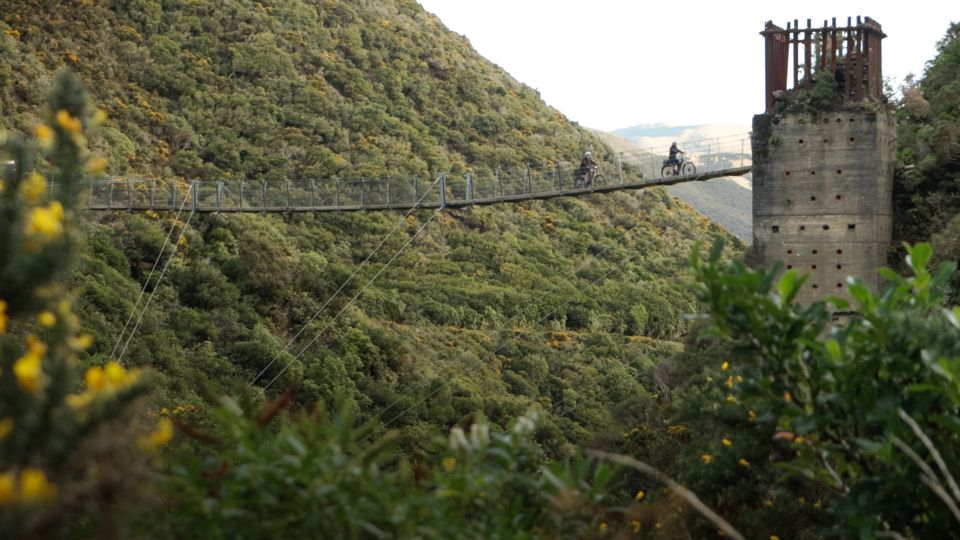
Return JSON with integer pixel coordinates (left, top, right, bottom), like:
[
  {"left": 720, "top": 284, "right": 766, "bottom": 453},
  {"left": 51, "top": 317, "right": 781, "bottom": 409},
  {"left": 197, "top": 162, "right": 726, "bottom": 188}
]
[
  {"left": 0, "top": 0, "right": 608, "bottom": 180},
  {"left": 895, "top": 23, "right": 960, "bottom": 272}
]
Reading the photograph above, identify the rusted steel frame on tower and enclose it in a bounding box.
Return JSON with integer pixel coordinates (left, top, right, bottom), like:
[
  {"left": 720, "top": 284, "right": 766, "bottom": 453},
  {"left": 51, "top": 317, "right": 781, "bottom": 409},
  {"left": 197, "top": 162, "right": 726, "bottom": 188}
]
[
  {"left": 792, "top": 19, "right": 799, "bottom": 88},
  {"left": 803, "top": 19, "right": 812, "bottom": 84},
  {"left": 845, "top": 17, "right": 854, "bottom": 99},
  {"left": 761, "top": 21, "right": 788, "bottom": 111}
]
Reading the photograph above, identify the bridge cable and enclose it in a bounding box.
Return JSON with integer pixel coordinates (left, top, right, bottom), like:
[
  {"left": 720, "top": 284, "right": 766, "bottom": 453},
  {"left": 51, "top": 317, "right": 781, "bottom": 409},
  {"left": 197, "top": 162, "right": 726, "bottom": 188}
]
[
  {"left": 117, "top": 191, "right": 197, "bottom": 363},
  {"left": 258, "top": 205, "right": 444, "bottom": 395},
  {"left": 247, "top": 176, "right": 442, "bottom": 388},
  {"left": 109, "top": 187, "right": 193, "bottom": 360}
]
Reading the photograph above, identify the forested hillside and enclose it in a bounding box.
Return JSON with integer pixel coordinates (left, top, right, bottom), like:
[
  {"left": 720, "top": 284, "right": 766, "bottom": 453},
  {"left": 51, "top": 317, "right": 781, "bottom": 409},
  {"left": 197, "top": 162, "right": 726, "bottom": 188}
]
[
  {"left": 5, "top": 1, "right": 958, "bottom": 538},
  {"left": 0, "top": 0, "right": 607, "bottom": 179},
  {"left": 895, "top": 22, "right": 960, "bottom": 280},
  {"left": 0, "top": 0, "right": 737, "bottom": 455}
]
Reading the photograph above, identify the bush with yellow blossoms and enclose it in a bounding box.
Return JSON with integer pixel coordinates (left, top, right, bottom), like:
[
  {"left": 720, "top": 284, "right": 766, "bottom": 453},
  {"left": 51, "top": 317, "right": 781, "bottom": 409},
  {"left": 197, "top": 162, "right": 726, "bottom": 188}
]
[{"left": 0, "top": 71, "right": 154, "bottom": 537}]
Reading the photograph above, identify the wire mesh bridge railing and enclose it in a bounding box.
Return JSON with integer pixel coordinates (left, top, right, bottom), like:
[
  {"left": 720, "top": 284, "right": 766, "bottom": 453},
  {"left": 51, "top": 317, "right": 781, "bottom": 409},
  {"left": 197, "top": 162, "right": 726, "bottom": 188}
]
[{"left": 79, "top": 134, "right": 751, "bottom": 212}]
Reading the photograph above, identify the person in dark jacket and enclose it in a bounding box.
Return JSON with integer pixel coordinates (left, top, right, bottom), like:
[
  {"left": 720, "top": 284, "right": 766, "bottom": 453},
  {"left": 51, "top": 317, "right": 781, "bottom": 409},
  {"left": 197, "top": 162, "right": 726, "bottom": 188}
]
[
  {"left": 576, "top": 152, "right": 596, "bottom": 186},
  {"left": 667, "top": 142, "right": 684, "bottom": 173}
]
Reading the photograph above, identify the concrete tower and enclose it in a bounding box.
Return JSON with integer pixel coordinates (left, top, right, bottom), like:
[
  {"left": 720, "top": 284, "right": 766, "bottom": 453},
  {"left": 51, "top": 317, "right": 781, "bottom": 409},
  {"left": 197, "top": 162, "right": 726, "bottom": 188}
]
[{"left": 751, "top": 17, "right": 894, "bottom": 304}]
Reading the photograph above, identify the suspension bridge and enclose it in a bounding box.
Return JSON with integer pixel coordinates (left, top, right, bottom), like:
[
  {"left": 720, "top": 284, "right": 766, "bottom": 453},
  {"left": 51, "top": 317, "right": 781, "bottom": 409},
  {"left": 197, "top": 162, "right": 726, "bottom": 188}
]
[{"left": 81, "top": 133, "right": 752, "bottom": 212}]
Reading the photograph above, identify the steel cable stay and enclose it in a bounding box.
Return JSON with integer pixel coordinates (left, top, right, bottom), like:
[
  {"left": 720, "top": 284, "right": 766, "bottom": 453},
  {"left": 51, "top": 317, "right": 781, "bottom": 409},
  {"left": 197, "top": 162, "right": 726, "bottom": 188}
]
[
  {"left": 109, "top": 187, "right": 193, "bottom": 360},
  {"left": 257, "top": 206, "right": 444, "bottom": 396},
  {"left": 367, "top": 230, "right": 633, "bottom": 435},
  {"left": 247, "top": 176, "right": 442, "bottom": 388},
  {"left": 116, "top": 199, "right": 197, "bottom": 364}
]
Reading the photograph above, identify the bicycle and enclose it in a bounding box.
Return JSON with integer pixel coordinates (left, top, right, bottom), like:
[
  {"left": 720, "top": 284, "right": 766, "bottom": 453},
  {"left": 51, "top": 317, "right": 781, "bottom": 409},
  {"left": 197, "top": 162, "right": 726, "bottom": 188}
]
[
  {"left": 574, "top": 164, "right": 605, "bottom": 188},
  {"left": 661, "top": 155, "right": 696, "bottom": 177}
]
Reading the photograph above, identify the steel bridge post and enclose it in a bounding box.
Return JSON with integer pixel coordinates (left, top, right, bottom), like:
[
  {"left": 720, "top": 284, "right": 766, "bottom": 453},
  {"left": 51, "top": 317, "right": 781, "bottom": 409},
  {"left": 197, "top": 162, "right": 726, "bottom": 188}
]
[
  {"left": 360, "top": 178, "right": 366, "bottom": 207},
  {"left": 240, "top": 181, "right": 244, "bottom": 210},
  {"left": 286, "top": 180, "right": 292, "bottom": 211},
  {"left": 171, "top": 183, "right": 176, "bottom": 210},
  {"left": 108, "top": 182, "right": 114, "bottom": 209},
  {"left": 465, "top": 173, "right": 473, "bottom": 202},
  {"left": 216, "top": 181, "right": 223, "bottom": 210},
  {"left": 413, "top": 176, "right": 418, "bottom": 204},
  {"left": 192, "top": 181, "right": 199, "bottom": 211},
  {"left": 310, "top": 180, "right": 316, "bottom": 208},
  {"left": 127, "top": 178, "right": 133, "bottom": 209},
  {"left": 439, "top": 173, "right": 446, "bottom": 209},
  {"left": 150, "top": 181, "right": 155, "bottom": 209},
  {"left": 618, "top": 153, "right": 624, "bottom": 183},
  {"left": 497, "top": 167, "right": 503, "bottom": 198},
  {"left": 526, "top": 164, "right": 532, "bottom": 196},
  {"left": 262, "top": 181, "right": 268, "bottom": 211},
  {"left": 336, "top": 179, "right": 341, "bottom": 208}
]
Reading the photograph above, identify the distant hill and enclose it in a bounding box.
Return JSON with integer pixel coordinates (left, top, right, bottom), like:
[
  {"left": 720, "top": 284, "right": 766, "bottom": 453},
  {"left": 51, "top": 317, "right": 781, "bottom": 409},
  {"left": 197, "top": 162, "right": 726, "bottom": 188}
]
[{"left": 598, "top": 127, "right": 754, "bottom": 241}]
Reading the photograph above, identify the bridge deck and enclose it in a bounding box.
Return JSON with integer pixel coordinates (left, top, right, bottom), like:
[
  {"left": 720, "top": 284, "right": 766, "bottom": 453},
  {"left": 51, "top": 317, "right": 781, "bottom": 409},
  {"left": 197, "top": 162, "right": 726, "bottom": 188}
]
[{"left": 81, "top": 166, "right": 751, "bottom": 213}]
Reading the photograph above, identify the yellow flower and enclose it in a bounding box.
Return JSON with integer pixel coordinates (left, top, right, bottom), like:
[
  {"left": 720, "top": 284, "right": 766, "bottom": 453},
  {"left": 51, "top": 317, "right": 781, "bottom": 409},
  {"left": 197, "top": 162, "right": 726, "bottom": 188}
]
[
  {"left": 19, "top": 468, "right": 56, "bottom": 503},
  {"left": 86, "top": 156, "right": 108, "bottom": 175},
  {"left": 634, "top": 489, "right": 645, "bottom": 501},
  {"left": 0, "top": 418, "right": 12, "bottom": 441},
  {"left": 784, "top": 391, "right": 793, "bottom": 403},
  {"left": 22, "top": 171, "right": 46, "bottom": 204},
  {"left": 0, "top": 473, "right": 14, "bottom": 505},
  {"left": 725, "top": 376, "right": 734, "bottom": 389},
  {"left": 92, "top": 109, "right": 108, "bottom": 125},
  {"left": 0, "top": 300, "right": 7, "bottom": 334},
  {"left": 139, "top": 418, "right": 174, "bottom": 449},
  {"left": 13, "top": 343, "right": 44, "bottom": 394},
  {"left": 55, "top": 110, "right": 82, "bottom": 134},
  {"left": 771, "top": 536, "right": 781, "bottom": 540},
  {"left": 725, "top": 394, "right": 737, "bottom": 403},
  {"left": 632, "top": 520, "right": 642, "bottom": 533},
  {"left": 598, "top": 522, "right": 607, "bottom": 533},
  {"left": 794, "top": 436, "right": 807, "bottom": 445},
  {"left": 66, "top": 392, "right": 96, "bottom": 410},
  {"left": 814, "top": 499, "right": 822, "bottom": 509},
  {"left": 35, "top": 124, "right": 54, "bottom": 149},
  {"left": 26, "top": 201, "right": 65, "bottom": 240},
  {"left": 721, "top": 361, "right": 729, "bottom": 371},
  {"left": 0, "top": 179, "right": 4, "bottom": 193},
  {"left": 735, "top": 375, "right": 744, "bottom": 383},
  {"left": 442, "top": 456, "right": 456, "bottom": 472},
  {"left": 764, "top": 499, "right": 774, "bottom": 508},
  {"left": 701, "top": 453, "right": 713, "bottom": 464},
  {"left": 747, "top": 410, "right": 757, "bottom": 422},
  {"left": 105, "top": 361, "right": 135, "bottom": 386},
  {"left": 37, "top": 311, "right": 56, "bottom": 328},
  {"left": 69, "top": 334, "right": 94, "bottom": 350},
  {"left": 85, "top": 366, "right": 107, "bottom": 390},
  {"left": 722, "top": 438, "right": 732, "bottom": 447},
  {"left": 738, "top": 458, "right": 751, "bottom": 468}
]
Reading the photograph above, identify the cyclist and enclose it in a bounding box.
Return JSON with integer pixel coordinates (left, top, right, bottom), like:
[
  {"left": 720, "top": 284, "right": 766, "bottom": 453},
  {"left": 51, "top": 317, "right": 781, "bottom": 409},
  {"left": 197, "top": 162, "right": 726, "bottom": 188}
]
[
  {"left": 576, "top": 151, "right": 597, "bottom": 186},
  {"left": 667, "top": 142, "right": 684, "bottom": 174}
]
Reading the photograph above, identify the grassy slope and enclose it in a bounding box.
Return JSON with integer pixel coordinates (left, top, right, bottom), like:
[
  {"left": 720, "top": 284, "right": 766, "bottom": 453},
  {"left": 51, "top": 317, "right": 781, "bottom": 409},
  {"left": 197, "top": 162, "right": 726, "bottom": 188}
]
[{"left": 0, "top": 0, "right": 742, "bottom": 451}]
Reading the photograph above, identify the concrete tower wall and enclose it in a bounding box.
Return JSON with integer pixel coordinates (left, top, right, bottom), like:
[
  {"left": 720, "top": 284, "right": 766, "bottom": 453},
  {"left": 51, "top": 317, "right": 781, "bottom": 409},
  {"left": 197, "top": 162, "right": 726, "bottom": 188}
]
[{"left": 751, "top": 110, "right": 895, "bottom": 304}]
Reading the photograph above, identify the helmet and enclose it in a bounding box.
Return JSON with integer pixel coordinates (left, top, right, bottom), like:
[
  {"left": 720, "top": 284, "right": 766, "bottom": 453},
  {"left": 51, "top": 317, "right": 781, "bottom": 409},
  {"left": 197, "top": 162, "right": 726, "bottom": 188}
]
[
  {"left": 671, "top": 142, "right": 677, "bottom": 146},
  {"left": 584, "top": 151, "right": 592, "bottom": 157}
]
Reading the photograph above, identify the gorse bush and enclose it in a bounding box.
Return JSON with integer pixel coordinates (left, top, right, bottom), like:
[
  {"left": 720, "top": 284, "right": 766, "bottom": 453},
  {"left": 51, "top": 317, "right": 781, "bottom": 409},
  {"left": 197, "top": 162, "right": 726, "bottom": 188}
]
[
  {"left": 0, "top": 71, "right": 163, "bottom": 538},
  {"left": 692, "top": 239, "right": 960, "bottom": 538}
]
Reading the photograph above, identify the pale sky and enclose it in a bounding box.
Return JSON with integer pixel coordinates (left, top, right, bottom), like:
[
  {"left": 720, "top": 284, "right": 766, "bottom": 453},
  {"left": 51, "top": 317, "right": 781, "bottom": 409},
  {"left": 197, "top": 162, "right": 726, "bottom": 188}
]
[{"left": 417, "top": 0, "right": 958, "bottom": 131}]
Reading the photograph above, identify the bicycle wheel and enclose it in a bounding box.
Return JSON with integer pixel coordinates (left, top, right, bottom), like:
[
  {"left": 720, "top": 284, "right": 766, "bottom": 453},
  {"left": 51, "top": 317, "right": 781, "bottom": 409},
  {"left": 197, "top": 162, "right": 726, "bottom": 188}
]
[
  {"left": 592, "top": 173, "right": 606, "bottom": 186},
  {"left": 574, "top": 176, "right": 584, "bottom": 188},
  {"left": 681, "top": 162, "right": 696, "bottom": 175},
  {"left": 661, "top": 165, "right": 674, "bottom": 177}
]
